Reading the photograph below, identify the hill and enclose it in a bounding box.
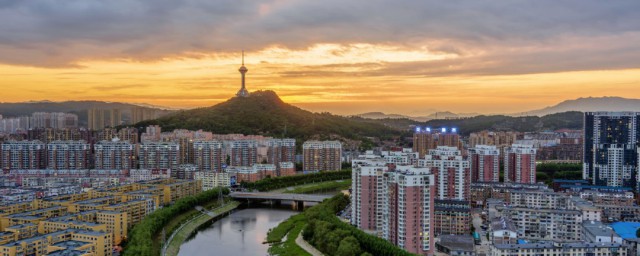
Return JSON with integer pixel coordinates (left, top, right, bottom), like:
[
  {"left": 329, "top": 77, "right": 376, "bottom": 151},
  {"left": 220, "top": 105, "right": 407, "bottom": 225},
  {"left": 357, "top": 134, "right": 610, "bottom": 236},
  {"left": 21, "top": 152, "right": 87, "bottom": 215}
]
[
  {"left": 0, "top": 101, "right": 172, "bottom": 125},
  {"left": 356, "top": 112, "right": 416, "bottom": 120},
  {"left": 137, "top": 91, "right": 405, "bottom": 146},
  {"left": 354, "top": 111, "right": 480, "bottom": 122},
  {"left": 419, "top": 111, "right": 584, "bottom": 135},
  {"left": 518, "top": 96, "right": 640, "bottom": 116}
]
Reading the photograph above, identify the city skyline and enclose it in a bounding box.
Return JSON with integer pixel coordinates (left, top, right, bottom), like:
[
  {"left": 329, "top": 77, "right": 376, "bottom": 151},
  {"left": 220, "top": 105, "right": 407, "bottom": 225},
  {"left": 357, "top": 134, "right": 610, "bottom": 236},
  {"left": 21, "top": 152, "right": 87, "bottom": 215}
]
[{"left": 0, "top": 1, "right": 639, "bottom": 115}]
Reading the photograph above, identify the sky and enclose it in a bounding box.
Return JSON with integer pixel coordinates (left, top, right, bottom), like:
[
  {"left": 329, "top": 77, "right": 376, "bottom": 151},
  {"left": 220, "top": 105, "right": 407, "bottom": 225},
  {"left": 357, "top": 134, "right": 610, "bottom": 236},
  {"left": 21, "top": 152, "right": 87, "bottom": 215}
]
[{"left": 0, "top": 0, "right": 639, "bottom": 116}]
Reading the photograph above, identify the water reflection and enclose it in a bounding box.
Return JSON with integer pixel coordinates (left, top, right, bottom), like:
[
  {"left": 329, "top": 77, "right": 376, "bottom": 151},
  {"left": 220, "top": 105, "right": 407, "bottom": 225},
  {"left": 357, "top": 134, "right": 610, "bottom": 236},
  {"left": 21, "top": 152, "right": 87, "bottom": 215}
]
[{"left": 178, "top": 203, "right": 303, "bottom": 256}]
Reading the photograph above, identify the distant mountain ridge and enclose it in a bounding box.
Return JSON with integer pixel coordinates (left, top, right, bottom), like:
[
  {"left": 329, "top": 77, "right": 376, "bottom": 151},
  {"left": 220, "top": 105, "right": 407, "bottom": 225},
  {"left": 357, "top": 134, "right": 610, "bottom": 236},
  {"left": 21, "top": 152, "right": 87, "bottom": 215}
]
[
  {"left": 354, "top": 111, "right": 480, "bottom": 122},
  {"left": 518, "top": 96, "right": 640, "bottom": 116}
]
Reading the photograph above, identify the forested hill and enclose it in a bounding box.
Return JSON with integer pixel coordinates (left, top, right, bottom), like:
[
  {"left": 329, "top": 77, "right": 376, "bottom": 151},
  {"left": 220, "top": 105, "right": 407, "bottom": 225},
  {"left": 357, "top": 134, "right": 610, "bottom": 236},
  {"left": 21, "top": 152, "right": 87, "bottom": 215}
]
[
  {"left": 137, "top": 90, "right": 404, "bottom": 143},
  {"left": 421, "top": 111, "right": 584, "bottom": 135},
  {"left": 356, "top": 111, "right": 584, "bottom": 134}
]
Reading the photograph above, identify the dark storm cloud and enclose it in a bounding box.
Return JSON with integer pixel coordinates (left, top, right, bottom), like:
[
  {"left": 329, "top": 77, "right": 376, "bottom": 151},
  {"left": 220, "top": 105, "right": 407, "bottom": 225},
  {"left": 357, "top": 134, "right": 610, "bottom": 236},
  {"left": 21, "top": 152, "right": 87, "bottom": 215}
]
[{"left": 0, "top": 0, "right": 639, "bottom": 75}]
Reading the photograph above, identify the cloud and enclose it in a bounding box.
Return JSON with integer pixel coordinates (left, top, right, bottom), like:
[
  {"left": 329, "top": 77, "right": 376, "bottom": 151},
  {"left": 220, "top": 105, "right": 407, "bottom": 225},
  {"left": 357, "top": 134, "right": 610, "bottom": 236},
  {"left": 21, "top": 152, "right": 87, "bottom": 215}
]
[{"left": 0, "top": 0, "right": 638, "bottom": 77}]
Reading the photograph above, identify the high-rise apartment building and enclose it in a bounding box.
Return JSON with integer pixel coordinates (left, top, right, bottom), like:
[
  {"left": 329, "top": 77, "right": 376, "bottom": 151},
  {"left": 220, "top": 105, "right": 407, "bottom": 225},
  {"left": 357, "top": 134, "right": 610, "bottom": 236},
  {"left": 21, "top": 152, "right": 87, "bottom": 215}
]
[
  {"left": 117, "top": 127, "right": 139, "bottom": 144},
  {"left": 413, "top": 127, "right": 437, "bottom": 158},
  {"left": 437, "top": 128, "right": 462, "bottom": 149},
  {"left": 0, "top": 141, "right": 46, "bottom": 170},
  {"left": 382, "top": 166, "right": 435, "bottom": 255},
  {"left": 0, "top": 117, "right": 24, "bottom": 133},
  {"left": 230, "top": 140, "right": 258, "bottom": 167},
  {"left": 267, "top": 138, "right": 296, "bottom": 175},
  {"left": 88, "top": 109, "right": 104, "bottom": 131},
  {"left": 279, "top": 161, "right": 296, "bottom": 176},
  {"left": 30, "top": 112, "right": 78, "bottom": 129},
  {"left": 194, "top": 171, "right": 230, "bottom": 190},
  {"left": 46, "top": 140, "right": 91, "bottom": 170},
  {"left": 88, "top": 109, "right": 123, "bottom": 130},
  {"left": 468, "top": 131, "right": 520, "bottom": 148},
  {"left": 94, "top": 139, "right": 134, "bottom": 170},
  {"left": 173, "top": 164, "right": 197, "bottom": 179},
  {"left": 413, "top": 127, "right": 462, "bottom": 158},
  {"left": 351, "top": 158, "right": 388, "bottom": 231},
  {"left": 266, "top": 138, "right": 296, "bottom": 165},
  {"left": 97, "top": 128, "right": 117, "bottom": 142},
  {"left": 419, "top": 146, "right": 470, "bottom": 201},
  {"left": 433, "top": 199, "right": 471, "bottom": 235},
  {"left": 106, "top": 109, "right": 121, "bottom": 128},
  {"left": 504, "top": 144, "right": 537, "bottom": 184},
  {"left": 140, "top": 125, "right": 162, "bottom": 142},
  {"left": 469, "top": 145, "right": 500, "bottom": 182},
  {"left": 28, "top": 128, "right": 89, "bottom": 143},
  {"left": 131, "top": 107, "right": 161, "bottom": 124},
  {"left": 302, "top": 140, "right": 342, "bottom": 172},
  {"left": 584, "top": 112, "right": 640, "bottom": 189},
  {"left": 193, "top": 140, "right": 223, "bottom": 172},
  {"left": 138, "top": 142, "right": 180, "bottom": 170},
  {"left": 381, "top": 148, "right": 419, "bottom": 166}
]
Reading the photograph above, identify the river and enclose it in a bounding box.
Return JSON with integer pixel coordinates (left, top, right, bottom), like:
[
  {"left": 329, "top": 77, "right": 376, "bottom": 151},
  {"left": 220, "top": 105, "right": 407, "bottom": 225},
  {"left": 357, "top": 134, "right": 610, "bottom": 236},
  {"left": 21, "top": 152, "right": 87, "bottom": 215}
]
[{"left": 177, "top": 202, "right": 310, "bottom": 256}]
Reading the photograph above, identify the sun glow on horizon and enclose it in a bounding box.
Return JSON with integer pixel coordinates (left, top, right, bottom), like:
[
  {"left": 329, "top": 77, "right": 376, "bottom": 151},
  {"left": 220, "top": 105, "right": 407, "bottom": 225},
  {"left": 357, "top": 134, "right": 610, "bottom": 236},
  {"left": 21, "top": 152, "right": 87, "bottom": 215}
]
[{"left": 0, "top": 43, "right": 638, "bottom": 115}]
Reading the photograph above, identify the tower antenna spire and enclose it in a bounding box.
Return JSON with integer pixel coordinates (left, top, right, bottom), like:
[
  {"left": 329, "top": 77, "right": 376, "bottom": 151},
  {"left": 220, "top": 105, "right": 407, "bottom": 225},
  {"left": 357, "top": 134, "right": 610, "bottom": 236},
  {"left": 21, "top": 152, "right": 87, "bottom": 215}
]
[{"left": 236, "top": 50, "right": 249, "bottom": 97}]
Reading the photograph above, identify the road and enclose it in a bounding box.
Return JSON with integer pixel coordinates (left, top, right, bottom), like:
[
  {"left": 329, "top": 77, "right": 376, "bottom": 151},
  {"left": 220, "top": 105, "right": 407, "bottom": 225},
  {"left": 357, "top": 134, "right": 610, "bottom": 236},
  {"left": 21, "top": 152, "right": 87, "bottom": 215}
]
[
  {"left": 472, "top": 212, "right": 490, "bottom": 256},
  {"left": 296, "top": 229, "right": 325, "bottom": 256}
]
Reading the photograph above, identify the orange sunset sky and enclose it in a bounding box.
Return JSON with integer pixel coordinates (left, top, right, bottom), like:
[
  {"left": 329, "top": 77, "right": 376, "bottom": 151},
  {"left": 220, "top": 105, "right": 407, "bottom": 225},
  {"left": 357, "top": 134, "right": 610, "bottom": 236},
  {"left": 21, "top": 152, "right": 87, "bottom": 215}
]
[{"left": 0, "top": 1, "right": 639, "bottom": 115}]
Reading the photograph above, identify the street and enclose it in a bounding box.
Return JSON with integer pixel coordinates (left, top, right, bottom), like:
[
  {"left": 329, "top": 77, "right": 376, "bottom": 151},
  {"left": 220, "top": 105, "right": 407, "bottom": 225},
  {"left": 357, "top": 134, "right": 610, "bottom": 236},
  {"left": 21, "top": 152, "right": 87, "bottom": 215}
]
[{"left": 472, "top": 211, "right": 490, "bottom": 256}]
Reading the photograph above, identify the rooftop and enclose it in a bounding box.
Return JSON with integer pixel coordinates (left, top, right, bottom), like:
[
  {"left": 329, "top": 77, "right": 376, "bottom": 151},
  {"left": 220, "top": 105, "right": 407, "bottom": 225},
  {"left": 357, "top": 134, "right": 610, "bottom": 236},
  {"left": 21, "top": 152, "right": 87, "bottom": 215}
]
[
  {"left": 47, "top": 249, "right": 88, "bottom": 256},
  {"left": 553, "top": 179, "right": 589, "bottom": 183},
  {"left": 611, "top": 222, "right": 640, "bottom": 239},
  {"left": 494, "top": 241, "right": 623, "bottom": 250},
  {"left": 583, "top": 221, "right": 618, "bottom": 238},
  {"left": 437, "top": 235, "right": 474, "bottom": 252},
  {"left": 491, "top": 216, "right": 516, "bottom": 231},
  {"left": 52, "top": 240, "right": 90, "bottom": 249},
  {"left": 6, "top": 223, "right": 36, "bottom": 229},
  {"left": 559, "top": 184, "right": 633, "bottom": 191}
]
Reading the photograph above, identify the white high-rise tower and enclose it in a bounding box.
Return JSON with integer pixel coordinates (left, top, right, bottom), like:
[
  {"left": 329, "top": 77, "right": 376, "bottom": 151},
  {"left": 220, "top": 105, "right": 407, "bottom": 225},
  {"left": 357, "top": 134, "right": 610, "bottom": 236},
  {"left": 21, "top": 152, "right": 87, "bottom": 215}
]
[{"left": 236, "top": 51, "right": 249, "bottom": 97}]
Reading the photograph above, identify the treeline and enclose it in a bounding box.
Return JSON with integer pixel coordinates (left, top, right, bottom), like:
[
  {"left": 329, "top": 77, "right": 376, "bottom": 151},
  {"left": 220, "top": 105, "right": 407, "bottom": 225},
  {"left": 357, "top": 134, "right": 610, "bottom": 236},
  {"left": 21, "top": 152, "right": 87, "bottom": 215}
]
[
  {"left": 123, "top": 187, "right": 229, "bottom": 256},
  {"left": 242, "top": 170, "right": 351, "bottom": 191},
  {"left": 285, "top": 180, "right": 352, "bottom": 194},
  {"left": 302, "top": 194, "right": 417, "bottom": 256},
  {"left": 536, "top": 162, "right": 583, "bottom": 184},
  {"left": 420, "top": 111, "right": 583, "bottom": 135},
  {"left": 138, "top": 90, "right": 402, "bottom": 146}
]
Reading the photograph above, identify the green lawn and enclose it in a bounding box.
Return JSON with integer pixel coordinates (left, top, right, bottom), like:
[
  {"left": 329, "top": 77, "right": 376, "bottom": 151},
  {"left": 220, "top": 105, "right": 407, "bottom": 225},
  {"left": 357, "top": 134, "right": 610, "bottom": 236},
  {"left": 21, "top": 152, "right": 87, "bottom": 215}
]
[
  {"left": 267, "top": 215, "right": 312, "bottom": 256},
  {"left": 152, "top": 199, "right": 229, "bottom": 255}
]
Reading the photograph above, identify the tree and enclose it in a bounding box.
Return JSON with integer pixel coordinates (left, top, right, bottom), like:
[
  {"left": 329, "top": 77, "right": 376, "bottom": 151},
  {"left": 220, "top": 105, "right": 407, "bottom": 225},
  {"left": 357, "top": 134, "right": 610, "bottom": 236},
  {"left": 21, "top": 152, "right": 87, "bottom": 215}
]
[{"left": 336, "top": 236, "right": 362, "bottom": 256}]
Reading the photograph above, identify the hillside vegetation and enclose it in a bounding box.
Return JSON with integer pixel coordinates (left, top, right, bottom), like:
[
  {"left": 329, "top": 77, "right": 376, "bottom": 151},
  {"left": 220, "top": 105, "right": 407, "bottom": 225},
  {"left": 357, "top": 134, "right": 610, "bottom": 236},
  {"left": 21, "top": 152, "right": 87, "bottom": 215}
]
[
  {"left": 138, "top": 91, "right": 403, "bottom": 144},
  {"left": 416, "top": 111, "right": 583, "bottom": 134}
]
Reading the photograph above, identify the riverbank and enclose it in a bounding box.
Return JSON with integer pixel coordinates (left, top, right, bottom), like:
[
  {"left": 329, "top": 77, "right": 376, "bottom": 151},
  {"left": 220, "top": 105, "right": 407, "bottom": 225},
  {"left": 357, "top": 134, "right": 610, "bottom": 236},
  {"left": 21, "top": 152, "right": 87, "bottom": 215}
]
[
  {"left": 177, "top": 207, "right": 300, "bottom": 255},
  {"left": 164, "top": 201, "right": 241, "bottom": 256},
  {"left": 267, "top": 194, "right": 417, "bottom": 256},
  {"left": 132, "top": 172, "right": 351, "bottom": 256},
  {"left": 123, "top": 187, "right": 230, "bottom": 256},
  {"left": 267, "top": 214, "right": 311, "bottom": 256},
  {"left": 283, "top": 179, "right": 351, "bottom": 194},
  {"left": 296, "top": 229, "right": 324, "bottom": 256}
]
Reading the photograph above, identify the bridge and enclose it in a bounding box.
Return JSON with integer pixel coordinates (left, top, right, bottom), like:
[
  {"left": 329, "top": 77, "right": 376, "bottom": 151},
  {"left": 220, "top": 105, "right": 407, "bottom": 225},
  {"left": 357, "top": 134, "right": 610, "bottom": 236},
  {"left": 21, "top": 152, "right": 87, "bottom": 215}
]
[{"left": 229, "top": 192, "right": 331, "bottom": 208}]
